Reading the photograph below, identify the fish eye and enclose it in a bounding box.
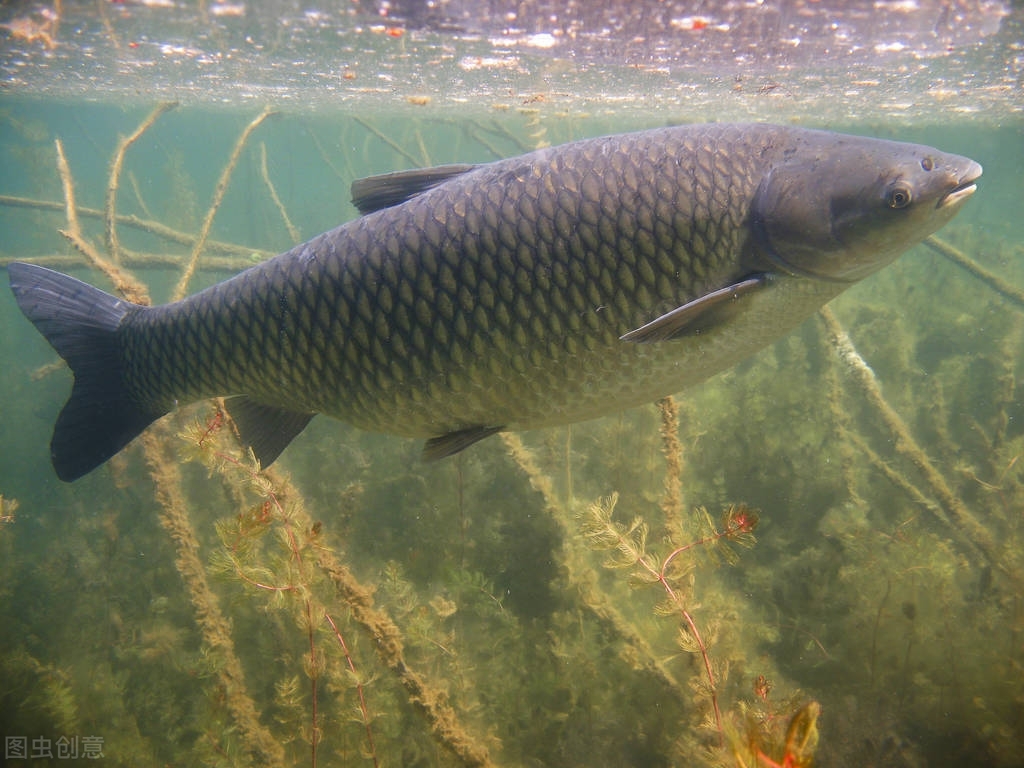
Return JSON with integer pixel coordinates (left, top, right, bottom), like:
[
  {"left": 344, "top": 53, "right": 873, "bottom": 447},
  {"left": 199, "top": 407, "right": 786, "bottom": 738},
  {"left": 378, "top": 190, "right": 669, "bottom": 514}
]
[
  {"left": 921, "top": 156, "right": 934, "bottom": 172},
  {"left": 887, "top": 185, "right": 913, "bottom": 209}
]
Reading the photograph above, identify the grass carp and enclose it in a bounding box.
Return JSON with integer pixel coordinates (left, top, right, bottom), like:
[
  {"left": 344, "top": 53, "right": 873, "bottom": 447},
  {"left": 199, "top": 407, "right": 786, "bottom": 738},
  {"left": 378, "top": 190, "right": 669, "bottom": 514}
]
[{"left": 8, "top": 122, "right": 981, "bottom": 481}]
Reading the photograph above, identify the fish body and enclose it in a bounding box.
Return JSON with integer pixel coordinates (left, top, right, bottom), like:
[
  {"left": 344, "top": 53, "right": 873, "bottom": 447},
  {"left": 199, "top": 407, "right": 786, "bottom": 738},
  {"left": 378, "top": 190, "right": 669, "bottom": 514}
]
[{"left": 8, "top": 123, "right": 981, "bottom": 481}]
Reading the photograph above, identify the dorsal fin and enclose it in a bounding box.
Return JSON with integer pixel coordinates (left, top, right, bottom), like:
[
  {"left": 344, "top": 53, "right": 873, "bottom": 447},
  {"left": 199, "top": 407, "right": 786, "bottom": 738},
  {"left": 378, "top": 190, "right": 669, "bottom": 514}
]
[{"left": 350, "top": 163, "right": 477, "bottom": 215}]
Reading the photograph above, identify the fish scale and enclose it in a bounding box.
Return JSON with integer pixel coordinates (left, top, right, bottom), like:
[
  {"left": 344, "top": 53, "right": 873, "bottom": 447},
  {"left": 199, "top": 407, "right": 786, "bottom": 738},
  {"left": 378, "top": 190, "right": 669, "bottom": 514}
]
[
  {"left": 8, "top": 122, "right": 981, "bottom": 480},
  {"left": 128, "top": 127, "right": 931, "bottom": 427}
]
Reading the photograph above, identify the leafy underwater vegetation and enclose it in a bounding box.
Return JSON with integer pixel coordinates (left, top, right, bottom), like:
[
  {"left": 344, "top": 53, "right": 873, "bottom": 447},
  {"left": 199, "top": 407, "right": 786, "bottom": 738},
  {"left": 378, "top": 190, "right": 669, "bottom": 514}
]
[{"left": 0, "top": 100, "right": 1022, "bottom": 767}]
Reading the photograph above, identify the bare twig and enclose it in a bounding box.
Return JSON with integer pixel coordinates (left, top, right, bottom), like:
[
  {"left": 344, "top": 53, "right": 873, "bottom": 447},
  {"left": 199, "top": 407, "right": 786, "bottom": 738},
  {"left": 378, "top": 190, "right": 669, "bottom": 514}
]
[
  {"left": 53, "top": 0, "right": 63, "bottom": 41},
  {"left": 413, "top": 127, "right": 432, "bottom": 166},
  {"left": 1, "top": 252, "right": 259, "bottom": 275},
  {"left": 0, "top": 194, "right": 272, "bottom": 259},
  {"left": 54, "top": 139, "right": 149, "bottom": 304},
  {"left": 305, "top": 121, "right": 347, "bottom": 182},
  {"left": 173, "top": 106, "right": 277, "bottom": 300},
  {"left": 353, "top": 116, "right": 422, "bottom": 167},
  {"left": 464, "top": 125, "right": 508, "bottom": 160},
  {"left": 127, "top": 171, "right": 152, "bottom": 219},
  {"left": 485, "top": 118, "right": 532, "bottom": 153},
  {"left": 925, "top": 235, "right": 1024, "bottom": 311},
  {"left": 105, "top": 101, "right": 178, "bottom": 263},
  {"left": 259, "top": 142, "right": 301, "bottom": 245},
  {"left": 95, "top": 0, "right": 120, "bottom": 49},
  {"left": 55, "top": 139, "right": 82, "bottom": 234},
  {"left": 820, "top": 306, "right": 1021, "bottom": 589}
]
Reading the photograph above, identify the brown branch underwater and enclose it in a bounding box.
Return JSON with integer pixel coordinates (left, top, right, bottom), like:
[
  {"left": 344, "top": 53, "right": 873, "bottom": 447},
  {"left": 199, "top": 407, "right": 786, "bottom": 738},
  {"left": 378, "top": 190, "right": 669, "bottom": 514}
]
[
  {"left": 925, "top": 235, "right": 1024, "bottom": 310},
  {"left": 819, "top": 305, "right": 1023, "bottom": 591},
  {"left": 143, "top": 430, "right": 286, "bottom": 766},
  {"left": 173, "top": 106, "right": 277, "bottom": 301},
  {"left": 105, "top": 101, "right": 179, "bottom": 263},
  {"left": 54, "top": 138, "right": 149, "bottom": 304},
  {"left": 0, "top": 194, "right": 273, "bottom": 260}
]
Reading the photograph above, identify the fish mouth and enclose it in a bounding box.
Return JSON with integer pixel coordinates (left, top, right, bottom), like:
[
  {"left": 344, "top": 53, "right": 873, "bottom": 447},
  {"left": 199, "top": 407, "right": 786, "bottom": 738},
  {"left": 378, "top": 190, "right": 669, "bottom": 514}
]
[{"left": 938, "top": 161, "right": 982, "bottom": 209}]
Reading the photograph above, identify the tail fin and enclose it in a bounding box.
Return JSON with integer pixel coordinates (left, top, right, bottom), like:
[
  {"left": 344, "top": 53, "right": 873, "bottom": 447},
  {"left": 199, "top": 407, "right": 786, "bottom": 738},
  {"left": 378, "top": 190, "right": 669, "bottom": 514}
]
[{"left": 8, "top": 263, "right": 164, "bottom": 481}]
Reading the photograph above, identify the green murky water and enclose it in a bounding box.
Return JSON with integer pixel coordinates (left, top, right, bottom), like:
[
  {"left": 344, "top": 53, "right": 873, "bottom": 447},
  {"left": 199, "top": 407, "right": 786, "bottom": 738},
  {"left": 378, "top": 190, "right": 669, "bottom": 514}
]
[{"left": 1, "top": 1, "right": 1022, "bottom": 766}]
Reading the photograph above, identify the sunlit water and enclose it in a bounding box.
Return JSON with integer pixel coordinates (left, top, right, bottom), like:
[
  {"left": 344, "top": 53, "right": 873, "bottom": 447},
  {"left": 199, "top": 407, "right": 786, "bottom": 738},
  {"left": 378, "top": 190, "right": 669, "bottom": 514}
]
[{"left": 1, "top": 2, "right": 1023, "bottom": 766}]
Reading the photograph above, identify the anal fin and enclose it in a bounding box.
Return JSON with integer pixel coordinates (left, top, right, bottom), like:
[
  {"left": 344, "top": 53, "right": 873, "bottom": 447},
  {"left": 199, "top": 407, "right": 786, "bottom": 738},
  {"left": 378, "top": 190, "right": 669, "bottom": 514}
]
[
  {"left": 422, "top": 425, "right": 503, "bottom": 462},
  {"left": 224, "top": 396, "right": 314, "bottom": 469}
]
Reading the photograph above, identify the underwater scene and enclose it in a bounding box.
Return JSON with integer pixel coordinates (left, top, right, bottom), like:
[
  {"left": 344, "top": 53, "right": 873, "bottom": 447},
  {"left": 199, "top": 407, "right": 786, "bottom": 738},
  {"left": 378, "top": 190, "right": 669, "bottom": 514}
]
[{"left": 1, "top": 1, "right": 1023, "bottom": 766}]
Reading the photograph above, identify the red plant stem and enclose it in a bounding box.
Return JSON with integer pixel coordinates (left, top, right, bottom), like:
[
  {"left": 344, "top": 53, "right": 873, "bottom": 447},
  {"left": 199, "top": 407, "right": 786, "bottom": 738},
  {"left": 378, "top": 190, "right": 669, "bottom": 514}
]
[
  {"left": 324, "top": 611, "right": 379, "bottom": 767},
  {"left": 641, "top": 520, "right": 748, "bottom": 740},
  {"left": 756, "top": 750, "right": 786, "bottom": 768},
  {"left": 233, "top": 568, "right": 296, "bottom": 592},
  {"left": 606, "top": 518, "right": 745, "bottom": 741},
  {"left": 659, "top": 520, "right": 742, "bottom": 579},
  {"left": 657, "top": 570, "right": 723, "bottom": 738},
  {"left": 629, "top": 553, "right": 724, "bottom": 737},
  {"left": 624, "top": 526, "right": 731, "bottom": 740},
  {"left": 307, "top": 600, "right": 319, "bottom": 768}
]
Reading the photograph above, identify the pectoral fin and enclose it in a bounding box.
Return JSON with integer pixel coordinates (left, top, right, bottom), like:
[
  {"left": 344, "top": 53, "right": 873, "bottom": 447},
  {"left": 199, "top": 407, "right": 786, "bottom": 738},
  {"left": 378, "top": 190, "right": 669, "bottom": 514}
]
[{"left": 620, "top": 275, "right": 770, "bottom": 343}]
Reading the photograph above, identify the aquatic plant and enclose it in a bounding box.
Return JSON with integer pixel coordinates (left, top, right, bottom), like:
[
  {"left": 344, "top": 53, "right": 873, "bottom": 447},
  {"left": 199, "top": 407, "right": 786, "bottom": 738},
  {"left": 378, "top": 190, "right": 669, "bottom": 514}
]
[
  {"left": 181, "top": 409, "right": 381, "bottom": 766},
  {"left": 579, "top": 493, "right": 760, "bottom": 739}
]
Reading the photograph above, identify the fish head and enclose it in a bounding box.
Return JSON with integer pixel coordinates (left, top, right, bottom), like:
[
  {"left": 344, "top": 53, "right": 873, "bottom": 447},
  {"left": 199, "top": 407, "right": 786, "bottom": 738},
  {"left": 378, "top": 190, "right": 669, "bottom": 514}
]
[{"left": 751, "top": 134, "right": 982, "bottom": 282}]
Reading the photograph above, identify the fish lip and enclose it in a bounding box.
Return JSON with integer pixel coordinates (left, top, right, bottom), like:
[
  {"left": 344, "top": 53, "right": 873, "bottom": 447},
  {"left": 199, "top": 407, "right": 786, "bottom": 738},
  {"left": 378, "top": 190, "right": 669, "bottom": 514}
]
[{"left": 938, "top": 161, "right": 982, "bottom": 209}]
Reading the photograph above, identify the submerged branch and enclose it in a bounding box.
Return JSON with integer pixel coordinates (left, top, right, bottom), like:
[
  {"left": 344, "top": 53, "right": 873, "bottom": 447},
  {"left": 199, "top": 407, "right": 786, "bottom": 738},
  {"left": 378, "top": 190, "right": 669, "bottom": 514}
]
[
  {"left": 500, "top": 433, "right": 685, "bottom": 695},
  {"left": 143, "top": 428, "right": 286, "bottom": 765},
  {"left": 353, "top": 116, "right": 423, "bottom": 167},
  {"left": 173, "top": 106, "right": 277, "bottom": 300},
  {"left": 925, "top": 235, "right": 1024, "bottom": 311},
  {"left": 657, "top": 395, "right": 685, "bottom": 536},
  {"left": 250, "top": 461, "right": 486, "bottom": 764},
  {"left": 1, "top": 252, "right": 262, "bottom": 276},
  {"left": 819, "top": 306, "right": 1022, "bottom": 590},
  {"left": 319, "top": 553, "right": 495, "bottom": 767},
  {"left": 54, "top": 139, "right": 149, "bottom": 304},
  {"left": 0, "top": 194, "right": 273, "bottom": 259},
  {"left": 259, "top": 142, "right": 301, "bottom": 245},
  {"left": 105, "top": 101, "right": 178, "bottom": 263}
]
